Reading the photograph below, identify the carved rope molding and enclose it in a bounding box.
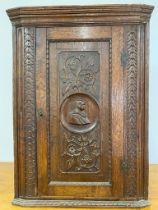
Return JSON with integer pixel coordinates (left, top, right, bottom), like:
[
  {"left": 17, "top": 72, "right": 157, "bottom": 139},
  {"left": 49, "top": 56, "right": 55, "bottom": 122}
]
[
  {"left": 108, "top": 39, "right": 112, "bottom": 181},
  {"left": 24, "top": 27, "right": 37, "bottom": 196},
  {"left": 125, "top": 31, "right": 137, "bottom": 196},
  {"left": 46, "top": 40, "right": 51, "bottom": 183}
]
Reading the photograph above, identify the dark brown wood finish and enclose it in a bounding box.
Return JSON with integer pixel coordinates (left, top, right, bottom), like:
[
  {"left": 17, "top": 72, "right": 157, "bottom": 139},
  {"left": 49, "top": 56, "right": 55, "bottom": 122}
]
[{"left": 7, "top": 4, "right": 154, "bottom": 207}]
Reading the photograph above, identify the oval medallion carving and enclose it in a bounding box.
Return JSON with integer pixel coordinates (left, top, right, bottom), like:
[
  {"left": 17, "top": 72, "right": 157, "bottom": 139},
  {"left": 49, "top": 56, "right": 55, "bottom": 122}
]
[{"left": 60, "top": 93, "right": 99, "bottom": 133}]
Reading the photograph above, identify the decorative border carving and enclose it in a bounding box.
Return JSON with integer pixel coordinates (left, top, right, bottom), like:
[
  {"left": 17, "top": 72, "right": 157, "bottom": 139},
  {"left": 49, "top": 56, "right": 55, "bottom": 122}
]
[
  {"left": 108, "top": 39, "right": 112, "bottom": 180},
  {"left": 46, "top": 40, "right": 51, "bottom": 183},
  {"left": 12, "top": 198, "right": 150, "bottom": 208},
  {"left": 24, "top": 27, "right": 37, "bottom": 196},
  {"left": 124, "top": 31, "right": 137, "bottom": 196}
]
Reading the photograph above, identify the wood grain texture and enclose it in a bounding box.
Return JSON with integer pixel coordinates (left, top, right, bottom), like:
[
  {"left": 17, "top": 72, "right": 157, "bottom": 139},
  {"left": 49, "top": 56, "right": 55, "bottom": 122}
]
[
  {"left": 35, "top": 28, "right": 48, "bottom": 196},
  {"left": 144, "top": 22, "right": 150, "bottom": 200},
  {"left": 12, "top": 198, "right": 150, "bottom": 207},
  {"left": 47, "top": 26, "right": 111, "bottom": 40},
  {"left": 6, "top": 4, "right": 154, "bottom": 26},
  {"left": 12, "top": 25, "right": 18, "bottom": 198},
  {"left": 111, "top": 26, "right": 124, "bottom": 197},
  {"left": 136, "top": 24, "right": 144, "bottom": 197},
  {"left": 15, "top": 27, "right": 24, "bottom": 198}
]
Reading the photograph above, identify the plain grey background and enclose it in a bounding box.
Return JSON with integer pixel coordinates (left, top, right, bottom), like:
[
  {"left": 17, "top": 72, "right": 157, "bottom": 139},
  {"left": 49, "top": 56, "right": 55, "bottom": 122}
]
[{"left": 0, "top": 0, "right": 157, "bottom": 163}]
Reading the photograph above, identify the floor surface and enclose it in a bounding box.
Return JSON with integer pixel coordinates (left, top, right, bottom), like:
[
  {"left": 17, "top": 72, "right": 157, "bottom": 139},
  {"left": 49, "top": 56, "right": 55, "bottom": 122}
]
[{"left": 0, "top": 163, "right": 158, "bottom": 210}]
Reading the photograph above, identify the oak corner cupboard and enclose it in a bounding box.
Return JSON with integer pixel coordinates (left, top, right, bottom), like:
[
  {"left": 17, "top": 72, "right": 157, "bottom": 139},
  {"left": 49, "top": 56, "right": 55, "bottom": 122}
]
[{"left": 7, "top": 4, "right": 154, "bottom": 208}]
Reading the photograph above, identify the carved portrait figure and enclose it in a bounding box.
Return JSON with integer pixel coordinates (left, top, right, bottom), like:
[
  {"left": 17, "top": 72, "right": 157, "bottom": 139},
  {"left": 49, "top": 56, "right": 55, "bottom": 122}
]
[{"left": 68, "top": 99, "right": 91, "bottom": 125}]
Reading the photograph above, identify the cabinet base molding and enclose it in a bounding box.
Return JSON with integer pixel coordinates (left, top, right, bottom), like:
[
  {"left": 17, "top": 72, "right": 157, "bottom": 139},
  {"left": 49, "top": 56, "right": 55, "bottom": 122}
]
[{"left": 12, "top": 198, "right": 150, "bottom": 208}]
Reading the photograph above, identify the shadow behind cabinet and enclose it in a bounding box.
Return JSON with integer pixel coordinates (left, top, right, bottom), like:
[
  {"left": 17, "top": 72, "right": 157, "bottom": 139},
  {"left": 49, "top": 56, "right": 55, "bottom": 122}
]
[{"left": 7, "top": 4, "right": 154, "bottom": 208}]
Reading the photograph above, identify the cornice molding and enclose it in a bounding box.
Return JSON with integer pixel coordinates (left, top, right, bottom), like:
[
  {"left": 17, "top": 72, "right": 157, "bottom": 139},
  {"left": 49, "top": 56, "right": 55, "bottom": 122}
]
[{"left": 7, "top": 4, "right": 154, "bottom": 26}]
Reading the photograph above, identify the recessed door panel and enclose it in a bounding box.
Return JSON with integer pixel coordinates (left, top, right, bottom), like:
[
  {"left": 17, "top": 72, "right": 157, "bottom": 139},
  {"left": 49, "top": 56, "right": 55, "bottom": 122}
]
[
  {"left": 49, "top": 41, "right": 111, "bottom": 185},
  {"left": 36, "top": 26, "right": 124, "bottom": 199}
]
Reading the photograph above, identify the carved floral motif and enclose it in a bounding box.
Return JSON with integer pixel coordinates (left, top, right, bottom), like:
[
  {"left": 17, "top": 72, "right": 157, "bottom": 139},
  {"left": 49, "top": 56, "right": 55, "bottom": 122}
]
[
  {"left": 59, "top": 51, "right": 100, "bottom": 172},
  {"left": 62, "top": 128, "right": 100, "bottom": 172},
  {"left": 59, "top": 52, "right": 99, "bottom": 99}
]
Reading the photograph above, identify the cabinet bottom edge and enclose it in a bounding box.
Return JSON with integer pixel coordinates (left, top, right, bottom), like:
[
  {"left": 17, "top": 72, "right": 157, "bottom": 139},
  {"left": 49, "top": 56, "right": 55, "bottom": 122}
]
[{"left": 12, "top": 198, "right": 150, "bottom": 208}]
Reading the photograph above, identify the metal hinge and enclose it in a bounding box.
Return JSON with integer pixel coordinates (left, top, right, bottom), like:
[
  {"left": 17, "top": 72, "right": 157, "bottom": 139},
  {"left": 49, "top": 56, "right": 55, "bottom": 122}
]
[{"left": 120, "top": 159, "right": 129, "bottom": 172}]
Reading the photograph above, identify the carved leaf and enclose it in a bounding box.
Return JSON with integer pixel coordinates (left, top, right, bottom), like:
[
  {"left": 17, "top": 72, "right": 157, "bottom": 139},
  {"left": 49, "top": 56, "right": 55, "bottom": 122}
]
[
  {"left": 59, "top": 51, "right": 99, "bottom": 98},
  {"left": 125, "top": 30, "right": 137, "bottom": 196},
  {"left": 24, "top": 27, "right": 36, "bottom": 196},
  {"left": 66, "top": 158, "right": 75, "bottom": 170}
]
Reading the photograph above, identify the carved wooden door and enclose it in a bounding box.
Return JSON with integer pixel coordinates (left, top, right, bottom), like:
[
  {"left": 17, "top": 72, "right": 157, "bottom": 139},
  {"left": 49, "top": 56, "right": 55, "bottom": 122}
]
[{"left": 36, "top": 26, "right": 124, "bottom": 199}]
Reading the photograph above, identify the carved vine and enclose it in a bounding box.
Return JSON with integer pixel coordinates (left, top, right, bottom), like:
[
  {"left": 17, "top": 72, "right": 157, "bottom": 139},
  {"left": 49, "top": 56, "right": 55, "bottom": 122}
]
[
  {"left": 59, "top": 51, "right": 100, "bottom": 172},
  {"left": 125, "top": 31, "right": 137, "bottom": 196},
  {"left": 62, "top": 128, "right": 100, "bottom": 172},
  {"left": 59, "top": 52, "right": 99, "bottom": 99},
  {"left": 24, "top": 28, "right": 37, "bottom": 196}
]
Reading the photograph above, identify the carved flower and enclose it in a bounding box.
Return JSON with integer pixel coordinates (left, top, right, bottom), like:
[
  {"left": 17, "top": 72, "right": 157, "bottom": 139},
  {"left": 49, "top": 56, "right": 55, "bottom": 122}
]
[
  {"left": 81, "top": 154, "right": 92, "bottom": 163},
  {"left": 68, "top": 146, "right": 76, "bottom": 154},
  {"left": 78, "top": 69, "right": 95, "bottom": 86},
  {"left": 65, "top": 56, "right": 81, "bottom": 77},
  {"left": 79, "top": 153, "right": 96, "bottom": 168},
  {"left": 66, "top": 143, "right": 82, "bottom": 156}
]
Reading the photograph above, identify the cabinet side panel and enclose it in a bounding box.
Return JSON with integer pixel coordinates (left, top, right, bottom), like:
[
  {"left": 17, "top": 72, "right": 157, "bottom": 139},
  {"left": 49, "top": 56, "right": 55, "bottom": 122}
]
[
  {"left": 137, "top": 24, "right": 145, "bottom": 198},
  {"left": 14, "top": 27, "right": 25, "bottom": 197},
  {"left": 23, "top": 27, "right": 37, "bottom": 197},
  {"left": 123, "top": 26, "right": 138, "bottom": 197},
  {"left": 123, "top": 24, "right": 149, "bottom": 199},
  {"left": 144, "top": 22, "right": 150, "bottom": 199},
  {"left": 13, "top": 25, "right": 18, "bottom": 198},
  {"left": 123, "top": 25, "right": 147, "bottom": 198},
  {"left": 136, "top": 25, "right": 142, "bottom": 197}
]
